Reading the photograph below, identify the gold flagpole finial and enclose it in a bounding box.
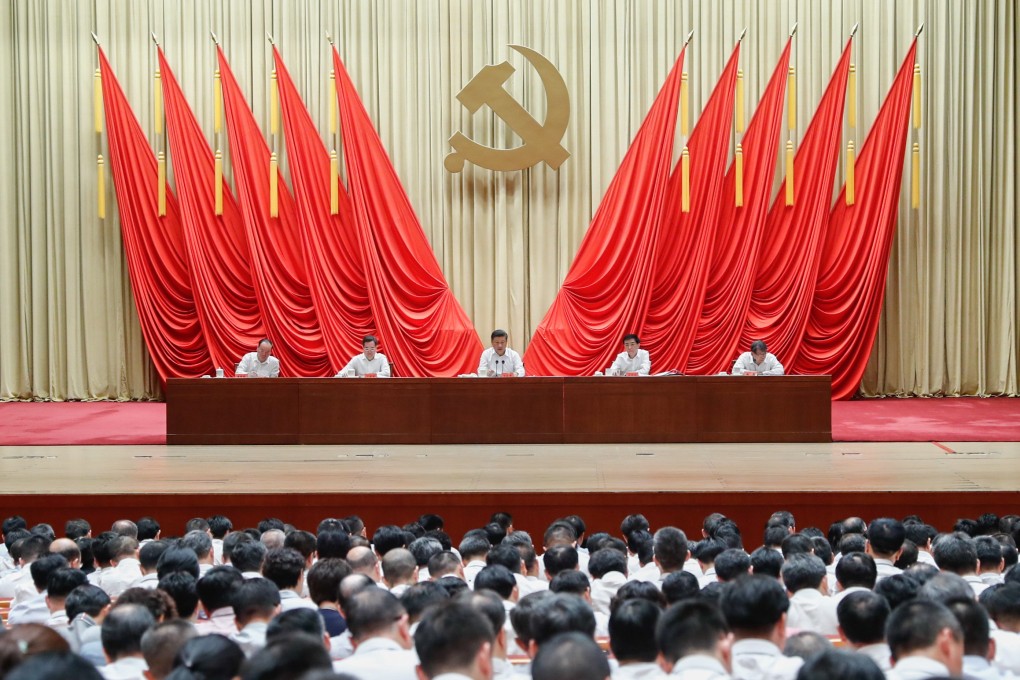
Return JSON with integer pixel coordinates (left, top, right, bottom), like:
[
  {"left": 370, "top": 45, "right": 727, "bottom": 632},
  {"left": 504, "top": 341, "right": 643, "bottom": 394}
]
[
  {"left": 683, "top": 30, "right": 694, "bottom": 47},
  {"left": 915, "top": 23, "right": 924, "bottom": 37},
  {"left": 91, "top": 31, "right": 100, "bottom": 46},
  {"left": 850, "top": 23, "right": 859, "bottom": 39},
  {"left": 150, "top": 32, "right": 159, "bottom": 46},
  {"left": 266, "top": 31, "right": 275, "bottom": 45},
  {"left": 210, "top": 31, "right": 220, "bottom": 45},
  {"left": 325, "top": 31, "right": 334, "bottom": 45},
  {"left": 789, "top": 23, "right": 798, "bottom": 37},
  {"left": 737, "top": 27, "right": 747, "bottom": 43}
]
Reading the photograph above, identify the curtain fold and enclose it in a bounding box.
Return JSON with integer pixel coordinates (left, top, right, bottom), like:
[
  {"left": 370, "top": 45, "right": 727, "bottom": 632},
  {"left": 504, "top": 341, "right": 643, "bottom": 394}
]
[
  {"left": 685, "top": 41, "right": 791, "bottom": 375},
  {"left": 158, "top": 48, "right": 267, "bottom": 372},
  {"left": 98, "top": 47, "right": 212, "bottom": 381},
  {"left": 274, "top": 46, "right": 376, "bottom": 371},
  {"left": 332, "top": 46, "right": 481, "bottom": 377},
  {"left": 218, "top": 46, "right": 331, "bottom": 377},
  {"left": 640, "top": 44, "right": 739, "bottom": 372},
  {"left": 794, "top": 42, "right": 918, "bottom": 400},
  {"left": 523, "top": 48, "right": 686, "bottom": 376}
]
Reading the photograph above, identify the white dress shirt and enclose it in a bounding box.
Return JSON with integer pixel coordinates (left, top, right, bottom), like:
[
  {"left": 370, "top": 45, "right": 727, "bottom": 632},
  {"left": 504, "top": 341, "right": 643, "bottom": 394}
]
[
  {"left": 332, "top": 637, "right": 420, "bottom": 680},
  {"left": 102, "top": 558, "right": 143, "bottom": 598},
  {"left": 786, "top": 588, "right": 839, "bottom": 636},
  {"left": 591, "top": 571, "right": 628, "bottom": 615},
  {"left": 992, "top": 628, "right": 1020, "bottom": 674},
  {"left": 7, "top": 592, "right": 49, "bottom": 625},
  {"left": 279, "top": 589, "right": 318, "bottom": 611},
  {"left": 609, "top": 349, "right": 651, "bottom": 376},
  {"left": 730, "top": 639, "right": 802, "bottom": 680},
  {"left": 478, "top": 347, "right": 525, "bottom": 377},
  {"left": 337, "top": 353, "right": 391, "bottom": 377},
  {"left": 669, "top": 654, "right": 731, "bottom": 679},
  {"left": 884, "top": 656, "right": 952, "bottom": 680},
  {"left": 857, "top": 643, "right": 893, "bottom": 672},
  {"left": 731, "top": 352, "right": 784, "bottom": 376},
  {"left": 231, "top": 620, "right": 269, "bottom": 657},
  {"left": 100, "top": 656, "right": 149, "bottom": 680},
  {"left": 236, "top": 352, "right": 280, "bottom": 377},
  {"left": 962, "top": 655, "right": 1010, "bottom": 679},
  {"left": 873, "top": 558, "right": 903, "bottom": 582},
  {"left": 611, "top": 660, "right": 669, "bottom": 679}
]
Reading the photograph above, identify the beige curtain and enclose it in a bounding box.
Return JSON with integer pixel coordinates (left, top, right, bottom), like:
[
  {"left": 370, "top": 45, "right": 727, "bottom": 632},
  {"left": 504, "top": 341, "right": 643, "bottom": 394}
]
[{"left": 0, "top": 0, "right": 1015, "bottom": 399}]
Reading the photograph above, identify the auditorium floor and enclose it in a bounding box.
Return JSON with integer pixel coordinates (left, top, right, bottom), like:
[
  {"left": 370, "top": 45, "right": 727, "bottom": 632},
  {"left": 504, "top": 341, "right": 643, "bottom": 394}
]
[{"left": 2, "top": 440, "right": 1019, "bottom": 494}]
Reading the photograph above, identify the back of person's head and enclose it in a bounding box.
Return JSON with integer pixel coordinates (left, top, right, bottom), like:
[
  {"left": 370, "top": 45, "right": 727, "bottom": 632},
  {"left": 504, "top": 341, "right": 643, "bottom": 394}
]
[
  {"left": 780, "top": 533, "right": 814, "bottom": 559},
  {"left": 653, "top": 527, "right": 689, "bottom": 572},
  {"left": 868, "top": 518, "right": 906, "bottom": 556},
  {"left": 483, "top": 522, "right": 506, "bottom": 546},
  {"left": 157, "top": 546, "right": 200, "bottom": 580},
  {"left": 838, "top": 532, "right": 867, "bottom": 555},
  {"left": 763, "top": 525, "right": 789, "bottom": 550},
  {"left": 46, "top": 566, "right": 87, "bottom": 600},
  {"left": 64, "top": 519, "right": 91, "bottom": 541},
  {"left": 947, "top": 597, "right": 991, "bottom": 658},
  {"left": 136, "top": 517, "right": 161, "bottom": 541},
  {"left": 0, "top": 625, "right": 71, "bottom": 677},
  {"left": 208, "top": 515, "right": 233, "bottom": 539},
  {"left": 621, "top": 513, "right": 650, "bottom": 538},
  {"left": 720, "top": 574, "right": 789, "bottom": 634},
  {"left": 3, "top": 651, "right": 103, "bottom": 680},
  {"left": 715, "top": 548, "right": 751, "bottom": 582},
  {"left": 810, "top": 536, "right": 833, "bottom": 566},
  {"left": 750, "top": 545, "right": 783, "bottom": 578},
  {"left": 371, "top": 525, "right": 406, "bottom": 557},
  {"left": 885, "top": 599, "right": 962, "bottom": 662},
  {"left": 65, "top": 584, "right": 110, "bottom": 621},
  {"left": 917, "top": 572, "right": 975, "bottom": 604},
  {"left": 338, "top": 574, "right": 375, "bottom": 611},
  {"left": 417, "top": 513, "right": 444, "bottom": 531},
  {"left": 165, "top": 633, "right": 244, "bottom": 680},
  {"left": 608, "top": 598, "right": 660, "bottom": 663},
  {"left": 231, "top": 578, "right": 281, "bottom": 624},
  {"left": 532, "top": 632, "right": 611, "bottom": 680},
  {"left": 306, "top": 558, "right": 351, "bottom": 606},
  {"left": 231, "top": 539, "right": 268, "bottom": 573},
  {"left": 196, "top": 565, "right": 244, "bottom": 612},
  {"left": 344, "top": 585, "right": 406, "bottom": 641},
  {"left": 933, "top": 532, "right": 979, "bottom": 574},
  {"left": 266, "top": 608, "right": 325, "bottom": 643},
  {"left": 111, "top": 519, "right": 138, "bottom": 538},
  {"left": 795, "top": 648, "right": 885, "bottom": 680},
  {"left": 609, "top": 580, "right": 667, "bottom": 613},
  {"left": 981, "top": 583, "right": 1020, "bottom": 629},
  {"left": 408, "top": 536, "right": 444, "bottom": 568},
  {"left": 29, "top": 553, "right": 68, "bottom": 591},
  {"left": 783, "top": 631, "right": 832, "bottom": 660},
  {"left": 455, "top": 589, "right": 506, "bottom": 640},
  {"left": 836, "top": 591, "right": 890, "bottom": 646},
  {"left": 835, "top": 551, "right": 877, "bottom": 589},
  {"left": 400, "top": 581, "right": 450, "bottom": 624},
  {"left": 509, "top": 590, "right": 553, "bottom": 649},
  {"left": 458, "top": 534, "right": 490, "bottom": 562},
  {"left": 309, "top": 529, "right": 347, "bottom": 562},
  {"left": 346, "top": 546, "right": 379, "bottom": 574},
  {"left": 141, "top": 619, "right": 196, "bottom": 679},
  {"left": 657, "top": 599, "right": 730, "bottom": 665},
  {"left": 661, "top": 570, "right": 700, "bottom": 605},
  {"left": 475, "top": 564, "right": 516, "bottom": 599},
  {"left": 48, "top": 537, "right": 80, "bottom": 565},
  {"left": 139, "top": 540, "right": 170, "bottom": 571},
  {"left": 874, "top": 573, "right": 921, "bottom": 610},
  {"left": 693, "top": 539, "right": 726, "bottom": 565},
  {"left": 782, "top": 553, "right": 827, "bottom": 593},
  {"left": 102, "top": 603, "right": 157, "bottom": 661},
  {"left": 283, "top": 530, "right": 316, "bottom": 561},
  {"left": 238, "top": 633, "right": 332, "bottom": 680},
  {"left": 530, "top": 592, "right": 597, "bottom": 646},
  {"left": 486, "top": 544, "right": 523, "bottom": 573},
  {"left": 427, "top": 550, "right": 461, "bottom": 579},
  {"left": 550, "top": 570, "right": 591, "bottom": 597},
  {"left": 117, "top": 587, "right": 178, "bottom": 622},
  {"left": 543, "top": 521, "right": 577, "bottom": 549},
  {"left": 543, "top": 545, "right": 579, "bottom": 577},
  {"left": 159, "top": 571, "right": 200, "bottom": 618},
  {"left": 414, "top": 600, "right": 495, "bottom": 679},
  {"left": 381, "top": 548, "right": 417, "bottom": 584},
  {"left": 588, "top": 548, "right": 627, "bottom": 579},
  {"left": 256, "top": 518, "right": 285, "bottom": 535},
  {"left": 262, "top": 547, "right": 304, "bottom": 590},
  {"left": 180, "top": 530, "right": 213, "bottom": 561}
]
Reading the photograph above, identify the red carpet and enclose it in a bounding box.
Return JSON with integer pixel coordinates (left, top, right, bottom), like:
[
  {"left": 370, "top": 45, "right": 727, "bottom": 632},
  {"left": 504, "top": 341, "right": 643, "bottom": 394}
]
[
  {"left": 0, "top": 398, "right": 1018, "bottom": 445},
  {"left": 832, "top": 397, "right": 1020, "bottom": 442}
]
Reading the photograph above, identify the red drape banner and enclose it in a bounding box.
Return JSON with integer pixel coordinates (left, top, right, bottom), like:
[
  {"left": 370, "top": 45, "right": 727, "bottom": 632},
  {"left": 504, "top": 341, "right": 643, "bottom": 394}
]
[
  {"left": 158, "top": 48, "right": 267, "bottom": 372},
  {"left": 640, "top": 45, "right": 740, "bottom": 372},
  {"left": 98, "top": 48, "right": 212, "bottom": 381},
  {"left": 794, "top": 41, "right": 918, "bottom": 399},
  {"left": 273, "top": 47, "right": 376, "bottom": 371},
  {"left": 685, "top": 41, "right": 791, "bottom": 374},
  {"left": 740, "top": 40, "right": 853, "bottom": 369},
  {"left": 523, "top": 48, "right": 687, "bottom": 376},
  {"left": 217, "top": 47, "right": 331, "bottom": 377},
  {"left": 331, "top": 46, "right": 481, "bottom": 377}
]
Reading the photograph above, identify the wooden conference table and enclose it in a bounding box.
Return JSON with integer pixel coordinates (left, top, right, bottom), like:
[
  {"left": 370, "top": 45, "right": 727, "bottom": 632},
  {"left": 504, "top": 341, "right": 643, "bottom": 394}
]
[{"left": 166, "top": 376, "right": 831, "bottom": 445}]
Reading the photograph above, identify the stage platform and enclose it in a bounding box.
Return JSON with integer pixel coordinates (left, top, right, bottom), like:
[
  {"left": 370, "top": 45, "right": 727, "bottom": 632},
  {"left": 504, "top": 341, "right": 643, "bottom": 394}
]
[{"left": 1, "top": 439, "right": 1018, "bottom": 541}]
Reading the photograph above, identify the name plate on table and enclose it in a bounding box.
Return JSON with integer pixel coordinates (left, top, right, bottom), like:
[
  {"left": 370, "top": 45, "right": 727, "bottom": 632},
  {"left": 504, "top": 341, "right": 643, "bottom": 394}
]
[
  {"left": 364, "top": 373, "right": 378, "bottom": 378},
  {"left": 501, "top": 372, "right": 516, "bottom": 378}
]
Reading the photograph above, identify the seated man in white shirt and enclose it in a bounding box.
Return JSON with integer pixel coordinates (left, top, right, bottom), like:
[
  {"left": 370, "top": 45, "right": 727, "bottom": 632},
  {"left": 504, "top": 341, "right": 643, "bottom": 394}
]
[
  {"left": 332, "top": 587, "right": 420, "bottom": 679},
  {"left": 236, "top": 338, "right": 280, "bottom": 378},
  {"left": 607, "top": 598, "right": 665, "bottom": 678},
  {"left": 885, "top": 600, "right": 964, "bottom": 680},
  {"left": 657, "top": 599, "right": 733, "bottom": 679},
  {"left": 945, "top": 598, "right": 1005, "bottom": 680},
  {"left": 835, "top": 591, "right": 892, "bottom": 672},
  {"left": 782, "top": 554, "right": 839, "bottom": 636},
  {"left": 933, "top": 532, "right": 989, "bottom": 596},
  {"left": 414, "top": 599, "right": 495, "bottom": 680},
  {"left": 337, "top": 335, "right": 390, "bottom": 378},
  {"left": 263, "top": 548, "right": 316, "bottom": 612},
  {"left": 721, "top": 574, "right": 803, "bottom": 680},
  {"left": 532, "top": 631, "right": 610, "bottom": 680},
  {"left": 608, "top": 333, "right": 651, "bottom": 376},
  {"left": 45, "top": 566, "right": 88, "bottom": 630},
  {"left": 100, "top": 603, "right": 157, "bottom": 680},
  {"left": 731, "top": 339, "right": 784, "bottom": 376},
  {"left": 8, "top": 553, "right": 68, "bottom": 626},
  {"left": 478, "top": 329, "right": 525, "bottom": 377}
]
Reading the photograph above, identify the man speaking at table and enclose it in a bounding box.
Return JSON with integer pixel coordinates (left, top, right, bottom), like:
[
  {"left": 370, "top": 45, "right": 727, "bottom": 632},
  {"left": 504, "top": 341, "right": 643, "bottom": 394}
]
[
  {"left": 336, "top": 335, "right": 391, "bottom": 378},
  {"left": 607, "top": 334, "right": 651, "bottom": 376},
  {"left": 235, "top": 339, "right": 280, "bottom": 378},
  {"left": 731, "top": 340, "right": 785, "bottom": 376},
  {"left": 478, "top": 329, "right": 525, "bottom": 377}
]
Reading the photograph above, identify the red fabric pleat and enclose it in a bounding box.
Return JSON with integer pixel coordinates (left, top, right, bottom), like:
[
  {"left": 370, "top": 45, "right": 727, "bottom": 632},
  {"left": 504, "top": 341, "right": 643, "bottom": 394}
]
[
  {"left": 217, "top": 47, "right": 331, "bottom": 377},
  {"left": 98, "top": 48, "right": 212, "bottom": 380},
  {"left": 158, "top": 49, "right": 267, "bottom": 372},
  {"left": 331, "top": 46, "right": 481, "bottom": 377},
  {"left": 685, "top": 41, "right": 791, "bottom": 374},
  {"left": 640, "top": 45, "right": 740, "bottom": 372},
  {"left": 524, "top": 48, "right": 687, "bottom": 376},
  {"left": 740, "top": 40, "right": 853, "bottom": 369},
  {"left": 273, "top": 47, "right": 376, "bottom": 371},
  {"left": 794, "top": 42, "right": 918, "bottom": 399}
]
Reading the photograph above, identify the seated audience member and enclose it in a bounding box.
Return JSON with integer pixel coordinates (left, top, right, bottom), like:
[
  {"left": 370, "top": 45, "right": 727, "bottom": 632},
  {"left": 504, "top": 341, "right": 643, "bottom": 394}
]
[
  {"left": 306, "top": 558, "right": 352, "bottom": 641},
  {"left": 317, "top": 530, "right": 352, "bottom": 562},
  {"left": 835, "top": 591, "right": 892, "bottom": 672},
  {"left": 837, "top": 531, "right": 867, "bottom": 557},
  {"left": 874, "top": 573, "right": 921, "bottom": 611},
  {"left": 381, "top": 548, "right": 418, "bottom": 597},
  {"left": 156, "top": 547, "right": 201, "bottom": 581},
  {"left": 159, "top": 572, "right": 200, "bottom": 621},
  {"left": 207, "top": 515, "right": 232, "bottom": 565},
  {"left": 782, "top": 631, "right": 831, "bottom": 661},
  {"left": 478, "top": 329, "right": 525, "bottom": 377},
  {"left": 509, "top": 590, "right": 553, "bottom": 660},
  {"left": 714, "top": 549, "right": 752, "bottom": 584},
  {"left": 63, "top": 518, "right": 90, "bottom": 541},
  {"left": 981, "top": 584, "right": 1020, "bottom": 675},
  {"left": 140, "top": 619, "right": 196, "bottom": 680},
  {"left": 750, "top": 546, "right": 784, "bottom": 579},
  {"left": 782, "top": 554, "right": 838, "bottom": 636},
  {"left": 694, "top": 539, "right": 726, "bottom": 588},
  {"left": 638, "top": 527, "right": 690, "bottom": 585},
  {"left": 608, "top": 598, "right": 664, "bottom": 678},
  {"left": 895, "top": 539, "right": 919, "bottom": 570},
  {"left": 607, "top": 334, "right": 651, "bottom": 376},
  {"left": 134, "top": 541, "right": 168, "bottom": 589},
  {"left": 336, "top": 335, "right": 390, "bottom": 378},
  {"left": 180, "top": 531, "right": 215, "bottom": 577},
  {"left": 372, "top": 525, "right": 408, "bottom": 559},
  {"left": 194, "top": 565, "right": 243, "bottom": 636},
  {"left": 476, "top": 564, "right": 519, "bottom": 605},
  {"left": 239, "top": 633, "right": 333, "bottom": 680},
  {"left": 262, "top": 548, "right": 315, "bottom": 611},
  {"left": 487, "top": 543, "right": 532, "bottom": 597},
  {"left": 527, "top": 592, "right": 597, "bottom": 658},
  {"left": 976, "top": 536, "right": 1007, "bottom": 586},
  {"left": 946, "top": 597, "right": 1004, "bottom": 680},
  {"left": 8, "top": 553, "right": 68, "bottom": 625},
  {"left": 4, "top": 651, "right": 104, "bottom": 680},
  {"left": 532, "top": 632, "right": 611, "bottom": 680},
  {"left": 933, "top": 532, "right": 989, "bottom": 596},
  {"left": 100, "top": 603, "right": 158, "bottom": 679},
  {"left": 102, "top": 536, "right": 142, "bottom": 598},
  {"left": 589, "top": 548, "right": 629, "bottom": 615},
  {"left": 116, "top": 587, "right": 179, "bottom": 623},
  {"left": 134, "top": 517, "right": 159, "bottom": 545},
  {"left": 48, "top": 537, "right": 82, "bottom": 568},
  {"left": 231, "top": 541, "right": 268, "bottom": 580},
  {"left": 408, "top": 537, "right": 443, "bottom": 582},
  {"left": 427, "top": 550, "right": 464, "bottom": 582},
  {"left": 457, "top": 589, "right": 516, "bottom": 680},
  {"left": 66, "top": 584, "right": 112, "bottom": 664},
  {"left": 904, "top": 522, "right": 938, "bottom": 566},
  {"left": 657, "top": 600, "right": 731, "bottom": 678},
  {"left": 544, "top": 545, "right": 580, "bottom": 583},
  {"left": 165, "top": 634, "right": 244, "bottom": 680},
  {"left": 832, "top": 551, "right": 877, "bottom": 602},
  {"left": 550, "top": 570, "right": 608, "bottom": 637},
  {"left": 731, "top": 339, "right": 784, "bottom": 376},
  {"left": 400, "top": 581, "right": 450, "bottom": 633},
  {"left": 235, "top": 339, "right": 280, "bottom": 378},
  {"left": 259, "top": 529, "right": 286, "bottom": 551},
  {"left": 780, "top": 533, "right": 814, "bottom": 560},
  {"left": 267, "top": 608, "right": 330, "bottom": 651},
  {"left": 661, "top": 571, "right": 700, "bottom": 606},
  {"left": 459, "top": 533, "right": 491, "bottom": 587},
  {"left": 347, "top": 546, "right": 382, "bottom": 583},
  {"left": 230, "top": 578, "right": 282, "bottom": 657},
  {"left": 720, "top": 574, "right": 803, "bottom": 680},
  {"left": 795, "top": 648, "right": 885, "bottom": 680},
  {"left": 865, "top": 517, "right": 906, "bottom": 582},
  {"left": 885, "top": 600, "right": 964, "bottom": 680},
  {"left": 45, "top": 566, "right": 88, "bottom": 629},
  {"left": 610, "top": 580, "right": 668, "bottom": 613},
  {"left": 413, "top": 600, "right": 495, "bottom": 680},
  {"left": 332, "top": 587, "right": 419, "bottom": 679},
  {"left": 0, "top": 624, "right": 71, "bottom": 676}
]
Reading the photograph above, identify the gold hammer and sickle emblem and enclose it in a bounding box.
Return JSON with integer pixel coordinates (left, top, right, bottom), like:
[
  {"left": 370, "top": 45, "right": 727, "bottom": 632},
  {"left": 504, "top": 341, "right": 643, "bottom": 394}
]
[{"left": 445, "top": 45, "right": 570, "bottom": 173}]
